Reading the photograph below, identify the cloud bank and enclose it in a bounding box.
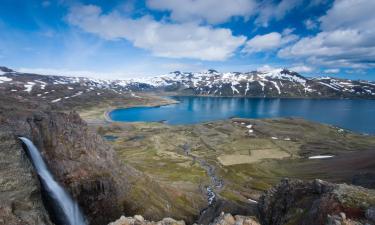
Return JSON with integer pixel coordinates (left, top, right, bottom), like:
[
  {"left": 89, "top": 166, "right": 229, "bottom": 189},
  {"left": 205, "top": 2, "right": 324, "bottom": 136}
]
[
  {"left": 66, "top": 5, "right": 246, "bottom": 61},
  {"left": 278, "top": 0, "right": 375, "bottom": 69}
]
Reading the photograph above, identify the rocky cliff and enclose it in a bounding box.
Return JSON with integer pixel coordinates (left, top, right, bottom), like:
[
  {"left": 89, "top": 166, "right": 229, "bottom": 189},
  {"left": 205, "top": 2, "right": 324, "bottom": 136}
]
[
  {"left": 0, "top": 100, "right": 129, "bottom": 224},
  {"left": 0, "top": 132, "right": 53, "bottom": 225},
  {"left": 0, "top": 94, "right": 205, "bottom": 225},
  {"left": 258, "top": 179, "right": 375, "bottom": 225}
]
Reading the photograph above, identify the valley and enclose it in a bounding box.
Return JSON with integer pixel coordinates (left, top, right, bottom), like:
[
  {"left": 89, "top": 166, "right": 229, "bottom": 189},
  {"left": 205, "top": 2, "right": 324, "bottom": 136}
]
[{"left": 0, "top": 66, "right": 375, "bottom": 225}]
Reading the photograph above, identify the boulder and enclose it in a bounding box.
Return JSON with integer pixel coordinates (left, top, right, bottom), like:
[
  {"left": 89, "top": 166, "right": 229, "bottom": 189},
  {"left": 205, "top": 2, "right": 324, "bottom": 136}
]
[{"left": 258, "top": 178, "right": 375, "bottom": 225}]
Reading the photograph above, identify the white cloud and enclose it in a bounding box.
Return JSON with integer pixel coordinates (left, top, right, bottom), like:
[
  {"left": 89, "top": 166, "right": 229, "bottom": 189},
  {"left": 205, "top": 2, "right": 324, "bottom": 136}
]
[
  {"left": 243, "top": 31, "right": 298, "bottom": 53},
  {"left": 159, "top": 62, "right": 204, "bottom": 72},
  {"left": 290, "top": 65, "right": 314, "bottom": 73},
  {"left": 146, "top": 0, "right": 257, "bottom": 24},
  {"left": 279, "top": 0, "right": 375, "bottom": 69},
  {"left": 319, "top": 0, "right": 375, "bottom": 31},
  {"left": 257, "top": 64, "right": 278, "bottom": 72},
  {"left": 324, "top": 68, "right": 340, "bottom": 73},
  {"left": 255, "top": 0, "right": 304, "bottom": 27},
  {"left": 66, "top": 5, "right": 246, "bottom": 61},
  {"left": 304, "top": 19, "right": 317, "bottom": 30}
]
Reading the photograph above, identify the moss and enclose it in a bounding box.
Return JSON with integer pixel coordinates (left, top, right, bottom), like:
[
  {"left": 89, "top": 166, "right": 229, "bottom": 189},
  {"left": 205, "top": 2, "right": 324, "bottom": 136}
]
[{"left": 219, "top": 189, "right": 246, "bottom": 203}]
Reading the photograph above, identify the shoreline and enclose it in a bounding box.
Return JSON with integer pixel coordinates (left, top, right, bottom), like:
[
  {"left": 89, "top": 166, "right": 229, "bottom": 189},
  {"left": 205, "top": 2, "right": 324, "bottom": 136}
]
[{"left": 103, "top": 97, "right": 179, "bottom": 123}]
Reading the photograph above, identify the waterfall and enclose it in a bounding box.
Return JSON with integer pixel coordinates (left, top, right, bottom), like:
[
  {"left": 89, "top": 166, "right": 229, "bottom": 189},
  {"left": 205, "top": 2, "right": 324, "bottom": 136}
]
[{"left": 19, "top": 137, "right": 87, "bottom": 225}]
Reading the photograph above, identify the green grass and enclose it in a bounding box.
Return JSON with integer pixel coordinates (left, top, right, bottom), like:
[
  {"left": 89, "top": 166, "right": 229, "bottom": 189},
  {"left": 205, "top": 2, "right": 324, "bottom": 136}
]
[{"left": 90, "top": 117, "right": 375, "bottom": 220}]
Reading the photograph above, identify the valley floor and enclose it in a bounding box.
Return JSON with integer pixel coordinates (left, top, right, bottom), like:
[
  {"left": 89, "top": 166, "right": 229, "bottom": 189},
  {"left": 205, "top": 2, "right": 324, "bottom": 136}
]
[{"left": 77, "top": 96, "right": 375, "bottom": 223}]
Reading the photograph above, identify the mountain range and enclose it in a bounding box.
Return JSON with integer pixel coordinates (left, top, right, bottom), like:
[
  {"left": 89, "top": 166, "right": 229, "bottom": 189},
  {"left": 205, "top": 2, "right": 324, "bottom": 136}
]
[{"left": 1, "top": 66, "right": 374, "bottom": 101}]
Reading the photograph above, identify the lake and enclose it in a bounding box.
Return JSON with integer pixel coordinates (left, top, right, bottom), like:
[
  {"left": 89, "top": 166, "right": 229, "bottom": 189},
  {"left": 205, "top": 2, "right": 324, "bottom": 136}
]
[{"left": 109, "top": 96, "right": 375, "bottom": 134}]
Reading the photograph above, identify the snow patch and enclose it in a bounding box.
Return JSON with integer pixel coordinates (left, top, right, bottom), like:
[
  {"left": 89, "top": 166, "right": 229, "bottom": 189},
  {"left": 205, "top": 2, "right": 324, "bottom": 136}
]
[
  {"left": 308, "top": 155, "right": 334, "bottom": 159},
  {"left": 51, "top": 98, "right": 61, "bottom": 103},
  {"left": 0, "top": 76, "right": 12, "bottom": 83},
  {"left": 319, "top": 82, "right": 340, "bottom": 91},
  {"left": 270, "top": 81, "right": 281, "bottom": 94},
  {"left": 24, "top": 82, "right": 35, "bottom": 93}
]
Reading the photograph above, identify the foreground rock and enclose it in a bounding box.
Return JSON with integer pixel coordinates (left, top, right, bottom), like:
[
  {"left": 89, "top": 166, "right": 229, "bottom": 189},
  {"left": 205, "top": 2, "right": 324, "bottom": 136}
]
[
  {"left": 108, "top": 213, "right": 260, "bottom": 225},
  {"left": 258, "top": 179, "right": 375, "bottom": 225}
]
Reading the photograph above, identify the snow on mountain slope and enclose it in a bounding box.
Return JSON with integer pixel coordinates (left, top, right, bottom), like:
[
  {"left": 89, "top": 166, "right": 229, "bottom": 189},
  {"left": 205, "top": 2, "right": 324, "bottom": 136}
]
[{"left": 0, "top": 66, "right": 374, "bottom": 100}]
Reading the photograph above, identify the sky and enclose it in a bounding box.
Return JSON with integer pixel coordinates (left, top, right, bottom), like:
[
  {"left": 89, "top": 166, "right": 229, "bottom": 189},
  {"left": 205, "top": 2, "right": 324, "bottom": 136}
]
[{"left": 0, "top": 0, "right": 374, "bottom": 80}]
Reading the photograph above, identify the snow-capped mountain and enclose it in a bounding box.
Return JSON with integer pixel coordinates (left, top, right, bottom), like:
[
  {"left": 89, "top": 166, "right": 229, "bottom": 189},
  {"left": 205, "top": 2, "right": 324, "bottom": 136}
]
[
  {"left": 0, "top": 66, "right": 374, "bottom": 102},
  {"left": 120, "top": 69, "right": 375, "bottom": 98}
]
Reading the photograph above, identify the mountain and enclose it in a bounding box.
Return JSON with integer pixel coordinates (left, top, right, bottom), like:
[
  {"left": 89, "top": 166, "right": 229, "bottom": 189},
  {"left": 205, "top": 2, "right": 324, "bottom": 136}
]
[
  {"left": 130, "top": 69, "right": 375, "bottom": 98},
  {"left": 1, "top": 66, "right": 375, "bottom": 100}
]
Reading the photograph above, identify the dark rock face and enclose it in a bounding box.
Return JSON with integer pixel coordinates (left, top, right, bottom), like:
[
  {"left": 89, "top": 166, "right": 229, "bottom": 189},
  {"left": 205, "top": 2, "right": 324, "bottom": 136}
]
[
  {"left": 0, "top": 132, "right": 53, "bottom": 225},
  {"left": 258, "top": 179, "right": 375, "bottom": 225},
  {"left": 18, "top": 111, "right": 130, "bottom": 225},
  {"left": 0, "top": 92, "right": 130, "bottom": 225}
]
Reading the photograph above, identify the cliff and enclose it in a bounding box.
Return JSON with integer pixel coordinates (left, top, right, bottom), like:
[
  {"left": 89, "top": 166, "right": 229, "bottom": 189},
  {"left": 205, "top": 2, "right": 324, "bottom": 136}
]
[
  {"left": 258, "top": 179, "right": 375, "bottom": 225},
  {"left": 0, "top": 95, "right": 205, "bottom": 225}
]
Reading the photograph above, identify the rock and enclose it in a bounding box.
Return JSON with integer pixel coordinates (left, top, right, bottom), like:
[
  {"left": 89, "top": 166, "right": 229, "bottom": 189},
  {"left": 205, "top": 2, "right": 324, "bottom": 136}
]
[
  {"left": 108, "top": 213, "right": 259, "bottom": 225},
  {"left": 134, "top": 215, "right": 144, "bottom": 222},
  {"left": 340, "top": 212, "right": 346, "bottom": 220},
  {"left": 197, "top": 198, "right": 257, "bottom": 225},
  {"left": 208, "top": 213, "right": 260, "bottom": 225},
  {"left": 108, "top": 215, "right": 185, "bottom": 225},
  {"left": 258, "top": 179, "right": 375, "bottom": 225},
  {"left": 0, "top": 132, "right": 53, "bottom": 225},
  {"left": 365, "top": 207, "right": 375, "bottom": 222}
]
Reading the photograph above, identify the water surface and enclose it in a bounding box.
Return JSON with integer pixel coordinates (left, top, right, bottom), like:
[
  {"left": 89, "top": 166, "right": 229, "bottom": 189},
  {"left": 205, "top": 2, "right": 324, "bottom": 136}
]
[{"left": 109, "top": 96, "right": 375, "bottom": 134}]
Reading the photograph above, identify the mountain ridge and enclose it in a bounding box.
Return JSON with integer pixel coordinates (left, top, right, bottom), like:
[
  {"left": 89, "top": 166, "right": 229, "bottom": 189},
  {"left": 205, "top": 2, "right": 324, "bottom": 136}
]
[{"left": 1, "top": 66, "right": 374, "bottom": 99}]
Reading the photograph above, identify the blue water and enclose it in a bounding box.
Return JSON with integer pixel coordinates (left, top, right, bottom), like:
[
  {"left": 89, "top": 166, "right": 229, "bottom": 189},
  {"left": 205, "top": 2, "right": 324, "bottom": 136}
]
[{"left": 109, "top": 96, "right": 375, "bottom": 134}]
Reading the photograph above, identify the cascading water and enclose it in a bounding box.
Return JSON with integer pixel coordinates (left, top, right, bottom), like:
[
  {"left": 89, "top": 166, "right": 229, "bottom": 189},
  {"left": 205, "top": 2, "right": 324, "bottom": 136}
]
[{"left": 19, "top": 137, "right": 87, "bottom": 225}]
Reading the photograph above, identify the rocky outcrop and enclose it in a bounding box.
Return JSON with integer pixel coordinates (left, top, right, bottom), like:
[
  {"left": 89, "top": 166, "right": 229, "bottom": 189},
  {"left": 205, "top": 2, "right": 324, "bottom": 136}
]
[
  {"left": 108, "top": 213, "right": 260, "bottom": 225},
  {"left": 108, "top": 215, "right": 185, "bottom": 225},
  {"left": 0, "top": 132, "right": 53, "bottom": 225},
  {"left": 197, "top": 199, "right": 257, "bottom": 225},
  {"left": 209, "top": 213, "right": 260, "bottom": 225},
  {"left": 1, "top": 109, "right": 129, "bottom": 225},
  {"left": 0, "top": 92, "right": 131, "bottom": 225},
  {"left": 258, "top": 179, "right": 375, "bottom": 225}
]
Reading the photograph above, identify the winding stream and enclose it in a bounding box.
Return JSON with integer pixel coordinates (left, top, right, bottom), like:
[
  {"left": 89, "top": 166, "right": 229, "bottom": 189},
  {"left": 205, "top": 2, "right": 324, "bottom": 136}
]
[{"left": 182, "top": 143, "right": 223, "bottom": 205}]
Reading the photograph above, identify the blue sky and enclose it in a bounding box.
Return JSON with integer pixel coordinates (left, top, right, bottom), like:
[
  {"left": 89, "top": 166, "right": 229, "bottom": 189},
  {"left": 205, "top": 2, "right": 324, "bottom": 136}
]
[{"left": 0, "top": 0, "right": 374, "bottom": 80}]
